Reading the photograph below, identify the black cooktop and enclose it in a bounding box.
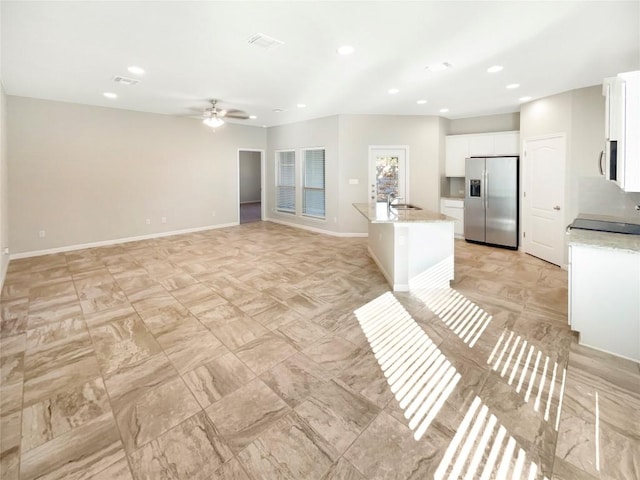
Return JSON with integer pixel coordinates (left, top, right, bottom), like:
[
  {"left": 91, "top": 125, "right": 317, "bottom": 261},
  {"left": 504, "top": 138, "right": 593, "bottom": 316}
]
[{"left": 571, "top": 218, "right": 640, "bottom": 235}]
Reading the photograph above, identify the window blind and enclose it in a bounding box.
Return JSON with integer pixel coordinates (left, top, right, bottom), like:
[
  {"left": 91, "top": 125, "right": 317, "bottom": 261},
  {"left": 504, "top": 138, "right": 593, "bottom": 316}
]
[
  {"left": 277, "top": 151, "right": 296, "bottom": 213},
  {"left": 303, "top": 149, "right": 325, "bottom": 218}
]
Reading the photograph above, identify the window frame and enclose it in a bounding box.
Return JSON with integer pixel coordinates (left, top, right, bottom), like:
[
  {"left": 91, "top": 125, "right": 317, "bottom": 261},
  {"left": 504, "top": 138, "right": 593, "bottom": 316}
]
[
  {"left": 275, "top": 149, "right": 296, "bottom": 214},
  {"left": 301, "top": 147, "right": 326, "bottom": 220}
]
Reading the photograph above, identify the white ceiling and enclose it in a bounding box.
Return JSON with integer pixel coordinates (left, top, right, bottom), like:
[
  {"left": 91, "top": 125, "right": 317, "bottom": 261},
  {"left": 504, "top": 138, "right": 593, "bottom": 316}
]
[{"left": 2, "top": 1, "right": 639, "bottom": 127}]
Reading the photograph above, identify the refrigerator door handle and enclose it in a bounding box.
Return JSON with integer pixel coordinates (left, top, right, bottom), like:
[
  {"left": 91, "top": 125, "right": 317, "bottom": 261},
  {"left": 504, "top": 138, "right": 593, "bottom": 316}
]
[{"left": 484, "top": 171, "right": 489, "bottom": 209}]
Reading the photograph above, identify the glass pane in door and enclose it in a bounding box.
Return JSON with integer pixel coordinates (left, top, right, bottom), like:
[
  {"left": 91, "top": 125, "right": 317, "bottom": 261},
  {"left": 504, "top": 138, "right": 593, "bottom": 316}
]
[{"left": 375, "top": 155, "right": 399, "bottom": 202}]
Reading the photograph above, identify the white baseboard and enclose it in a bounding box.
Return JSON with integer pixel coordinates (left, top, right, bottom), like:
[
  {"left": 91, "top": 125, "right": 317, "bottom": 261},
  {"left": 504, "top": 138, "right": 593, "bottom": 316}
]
[
  {"left": 366, "top": 245, "right": 406, "bottom": 291},
  {"left": 266, "top": 218, "right": 367, "bottom": 238},
  {"left": 10, "top": 222, "right": 239, "bottom": 260}
]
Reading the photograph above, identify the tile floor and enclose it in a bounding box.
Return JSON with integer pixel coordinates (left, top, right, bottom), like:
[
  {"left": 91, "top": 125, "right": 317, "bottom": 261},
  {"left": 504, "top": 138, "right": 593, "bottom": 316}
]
[{"left": 0, "top": 222, "right": 638, "bottom": 479}]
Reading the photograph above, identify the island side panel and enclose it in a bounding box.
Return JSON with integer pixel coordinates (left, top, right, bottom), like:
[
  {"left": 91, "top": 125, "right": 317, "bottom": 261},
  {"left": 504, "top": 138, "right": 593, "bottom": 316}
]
[
  {"left": 406, "top": 221, "right": 455, "bottom": 288},
  {"left": 368, "top": 222, "right": 396, "bottom": 288}
]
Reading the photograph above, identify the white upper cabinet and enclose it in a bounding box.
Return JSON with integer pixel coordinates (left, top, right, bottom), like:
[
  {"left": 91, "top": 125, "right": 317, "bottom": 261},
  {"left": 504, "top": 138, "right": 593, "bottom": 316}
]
[
  {"left": 445, "top": 136, "right": 469, "bottom": 177},
  {"left": 445, "top": 131, "right": 520, "bottom": 177},
  {"left": 602, "top": 71, "right": 640, "bottom": 192}
]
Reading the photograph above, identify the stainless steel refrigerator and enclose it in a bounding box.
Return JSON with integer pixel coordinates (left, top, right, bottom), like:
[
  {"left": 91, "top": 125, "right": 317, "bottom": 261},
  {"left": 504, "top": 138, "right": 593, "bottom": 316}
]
[{"left": 464, "top": 156, "right": 518, "bottom": 249}]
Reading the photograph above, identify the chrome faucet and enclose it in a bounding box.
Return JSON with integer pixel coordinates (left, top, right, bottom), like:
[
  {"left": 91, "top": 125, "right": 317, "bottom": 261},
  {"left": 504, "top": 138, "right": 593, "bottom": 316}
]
[{"left": 387, "top": 193, "right": 403, "bottom": 212}]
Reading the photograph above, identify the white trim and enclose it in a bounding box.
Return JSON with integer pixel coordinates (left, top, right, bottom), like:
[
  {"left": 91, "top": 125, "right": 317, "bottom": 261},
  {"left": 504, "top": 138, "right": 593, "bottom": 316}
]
[
  {"left": 266, "top": 218, "right": 367, "bottom": 238},
  {"left": 237, "top": 148, "right": 265, "bottom": 222},
  {"left": 10, "top": 222, "right": 239, "bottom": 260},
  {"left": 366, "top": 245, "right": 408, "bottom": 292}
]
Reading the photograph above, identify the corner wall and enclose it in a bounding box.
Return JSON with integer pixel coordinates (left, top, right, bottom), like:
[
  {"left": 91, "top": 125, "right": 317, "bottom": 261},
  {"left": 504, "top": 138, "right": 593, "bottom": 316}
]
[
  {"left": 0, "top": 83, "right": 9, "bottom": 284},
  {"left": 8, "top": 96, "right": 267, "bottom": 255}
]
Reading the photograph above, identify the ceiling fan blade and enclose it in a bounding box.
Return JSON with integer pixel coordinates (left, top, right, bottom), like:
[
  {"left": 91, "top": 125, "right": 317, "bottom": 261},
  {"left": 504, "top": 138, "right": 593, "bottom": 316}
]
[{"left": 223, "top": 109, "right": 250, "bottom": 120}]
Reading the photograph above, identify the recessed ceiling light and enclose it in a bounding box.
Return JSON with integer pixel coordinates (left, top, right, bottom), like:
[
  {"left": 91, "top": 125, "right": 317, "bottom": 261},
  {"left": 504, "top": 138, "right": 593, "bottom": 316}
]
[
  {"left": 388, "top": 88, "right": 399, "bottom": 95},
  {"left": 519, "top": 96, "right": 532, "bottom": 102},
  {"left": 506, "top": 83, "right": 520, "bottom": 89},
  {"left": 440, "top": 108, "right": 449, "bottom": 113},
  {"left": 103, "top": 92, "right": 117, "bottom": 99},
  {"left": 127, "top": 66, "right": 145, "bottom": 75},
  {"left": 249, "top": 115, "right": 257, "bottom": 119},
  {"left": 426, "top": 62, "right": 452, "bottom": 72},
  {"left": 487, "top": 65, "right": 503, "bottom": 73},
  {"left": 272, "top": 108, "right": 285, "bottom": 113},
  {"left": 337, "top": 45, "right": 355, "bottom": 55},
  {"left": 417, "top": 99, "right": 427, "bottom": 104},
  {"left": 297, "top": 103, "right": 307, "bottom": 108}
]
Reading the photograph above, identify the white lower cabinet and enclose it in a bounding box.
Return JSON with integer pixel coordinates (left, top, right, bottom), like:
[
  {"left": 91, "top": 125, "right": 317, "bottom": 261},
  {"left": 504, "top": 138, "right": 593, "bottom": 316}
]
[
  {"left": 569, "top": 244, "right": 640, "bottom": 361},
  {"left": 440, "top": 198, "right": 464, "bottom": 238}
]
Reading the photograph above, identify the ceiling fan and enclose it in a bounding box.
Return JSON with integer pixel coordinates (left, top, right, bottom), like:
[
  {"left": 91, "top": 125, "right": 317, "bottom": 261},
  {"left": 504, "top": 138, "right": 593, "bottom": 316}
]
[{"left": 202, "top": 99, "right": 249, "bottom": 128}]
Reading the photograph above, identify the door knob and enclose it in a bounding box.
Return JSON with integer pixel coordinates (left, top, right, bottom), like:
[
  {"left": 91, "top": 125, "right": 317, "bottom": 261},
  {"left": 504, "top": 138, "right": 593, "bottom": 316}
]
[{"left": 553, "top": 206, "right": 561, "bottom": 211}]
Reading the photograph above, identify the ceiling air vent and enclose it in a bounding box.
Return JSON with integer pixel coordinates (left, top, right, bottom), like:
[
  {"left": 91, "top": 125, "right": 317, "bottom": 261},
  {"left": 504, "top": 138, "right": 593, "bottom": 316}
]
[
  {"left": 247, "top": 33, "right": 284, "bottom": 49},
  {"left": 112, "top": 75, "right": 140, "bottom": 86}
]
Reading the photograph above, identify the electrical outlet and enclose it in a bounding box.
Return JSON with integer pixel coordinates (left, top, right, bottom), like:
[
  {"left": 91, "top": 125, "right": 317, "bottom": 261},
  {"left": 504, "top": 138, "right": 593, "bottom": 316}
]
[
  {"left": 145, "top": 219, "right": 151, "bottom": 225},
  {"left": 38, "top": 230, "right": 46, "bottom": 238},
  {"left": 4, "top": 247, "right": 9, "bottom": 255},
  {"left": 161, "top": 217, "right": 167, "bottom": 224},
  {"left": 212, "top": 211, "right": 216, "bottom": 217}
]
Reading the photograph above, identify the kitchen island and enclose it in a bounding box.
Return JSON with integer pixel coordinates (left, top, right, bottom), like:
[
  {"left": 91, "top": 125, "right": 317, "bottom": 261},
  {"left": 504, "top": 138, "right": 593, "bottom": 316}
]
[{"left": 353, "top": 203, "right": 455, "bottom": 291}]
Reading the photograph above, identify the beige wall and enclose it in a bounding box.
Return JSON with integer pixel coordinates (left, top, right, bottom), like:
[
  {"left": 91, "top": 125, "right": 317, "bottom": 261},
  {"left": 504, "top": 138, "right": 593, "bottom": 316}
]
[
  {"left": 266, "top": 115, "right": 340, "bottom": 232},
  {"left": 447, "top": 112, "right": 520, "bottom": 135},
  {"left": 8, "top": 96, "right": 266, "bottom": 254},
  {"left": 518, "top": 85, "right": 640, "bottom": 264},
  {"left": 0, "top": 84, "right": 8, "bottom": 283},
  {"left": 239, "top": 150, "right": 261, "bottom": 203},
  {"left": 338, "top": 115, "right": 445, "bottom": 234}
]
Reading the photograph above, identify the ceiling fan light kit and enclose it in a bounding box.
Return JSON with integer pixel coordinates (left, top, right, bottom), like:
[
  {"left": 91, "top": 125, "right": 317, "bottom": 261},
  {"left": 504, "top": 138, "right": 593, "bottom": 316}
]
[{"left": 203, "top": 116, "right": 224, "bottom": 128}]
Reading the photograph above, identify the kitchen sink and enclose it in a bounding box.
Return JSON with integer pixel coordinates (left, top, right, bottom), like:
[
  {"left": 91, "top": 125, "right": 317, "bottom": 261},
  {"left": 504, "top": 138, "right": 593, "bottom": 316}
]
[{"left": 391, "top": 203, "right": 422, "bottom": 211}]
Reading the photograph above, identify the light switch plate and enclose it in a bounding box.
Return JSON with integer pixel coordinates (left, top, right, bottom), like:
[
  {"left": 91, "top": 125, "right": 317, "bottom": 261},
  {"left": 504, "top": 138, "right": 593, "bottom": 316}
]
[{"left": 349, "top": 179, "right": 359, "bottom": 185}]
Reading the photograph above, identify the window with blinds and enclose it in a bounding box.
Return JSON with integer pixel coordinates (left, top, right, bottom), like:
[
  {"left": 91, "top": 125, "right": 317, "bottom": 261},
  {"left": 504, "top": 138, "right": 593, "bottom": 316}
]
[
  {"left": 303, "top": 148, "right": 325, "bottom": 218},
  {"left": 276, "top": 150, "right": 296, "bottom": 213}
]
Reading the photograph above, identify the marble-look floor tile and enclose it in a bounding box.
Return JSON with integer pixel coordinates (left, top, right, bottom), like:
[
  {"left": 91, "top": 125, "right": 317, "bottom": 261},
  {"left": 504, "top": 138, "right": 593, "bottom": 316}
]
[
  {"left": 111, "top": 375, "right": 201, "bottom": 453},
  {"left": 211, "top": 316, "right": 268, "bottom": 350},
  {"left": 195, "top": 302, "right": 248, "bottom": 330},
  {"left": 320, "top": 457, "right": 366, "bottom": 480},
  {"left": 276, "top": 317, "right": 330, "bottom": 350},
  {"left": 232, "top": 292, "right": 282, "bottom": 318},
  {"left": 171, "top": 284, "right": 227, "bottom": 315},
  {"left": 27, "top": 300, "right": 83, "bottom": 329},
  {"left": 80, "top": 290, "right": 130, "bottom": 315},
  {"left": 21, "top": 377, "right": 111, "bottom": 452},
  {"left": 335, "top": 347, "right": 394, "bottom": 409},
  {"left": 25, "top": 318, "right": 88, "bottom": 351},
  {"left": 183, "top": 352, "right": 256, "bottom": 408},
  {"left": 344, "top": 411, "right": 448, "bottom": 480},
  {"left": 260, "top": 353, "right": 329, "bottom": 408},
  {"left": 136, "top": 301, "right": 191, "bottom": 336},
  {"left": 238, "top": 411, "right": 338, "bottom": 480},
  {"left": 0, "top": 410, "right": 21, "bottom": 480},
  {"left": 91, "top": 315, "right": 161, "bottom": 376},
  {"left": 251, "top": 302, "right": 304, "bottom": 331},
  {"left": 0, "top": 298, "right": 29, "bottom": 338},
  {"left": 83, "top": 304, "right": 139, "bottom": 330},
  {"left": 129, "top": 411, "right": 233, "bottom": 480},
  {"left": 0, "top": 350, "right": 23, "bottom": 387},
  {"left": 19, "top": 412, "right": 124, "bottom": 480},
  {"left": 154, "top": 318, "right": 228, "bottom": 374},
  {"left": 210, "top": 458, "right": 251, "bottom": 480},
  {"left": 235, "top": 332, "right": 298, "bottom": 375},
  {"left": 302, "top": 336, "right": 360, "bottom": 378},
  {"left": 205, "top": 378, "right": 290, "bottom": 454},
  {"left": 295, "top": 380, "right": 379, "bottom": 454},
  {"left": 90, "top": 456, "right": 133, "bottom": 480},
  {"left": 22, "top": 334, "right": 101, "bottom": 408}
]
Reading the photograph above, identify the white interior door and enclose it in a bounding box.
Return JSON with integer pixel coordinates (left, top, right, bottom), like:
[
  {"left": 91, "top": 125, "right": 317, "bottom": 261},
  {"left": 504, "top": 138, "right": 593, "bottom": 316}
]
[
  {"left": 369, "top": 147, "right": 408, "bottom": 203},
  {"left": 522, "top": 135, "right": 566, "bottom": 266}
]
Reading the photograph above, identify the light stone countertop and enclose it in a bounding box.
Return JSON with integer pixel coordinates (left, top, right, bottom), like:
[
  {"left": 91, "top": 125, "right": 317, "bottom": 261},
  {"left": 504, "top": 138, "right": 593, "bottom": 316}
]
[
  {"left": 568, "top": 228, "right": 640, "bottom": 254},
  {"left": 353, "top": 202, "right": 454, "bottom": 224}
]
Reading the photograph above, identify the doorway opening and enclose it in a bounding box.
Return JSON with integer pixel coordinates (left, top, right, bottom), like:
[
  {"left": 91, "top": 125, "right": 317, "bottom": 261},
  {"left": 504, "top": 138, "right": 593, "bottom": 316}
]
[
  {"left": 238, "top": 149, "right": 265, "bottom": 224},
  {"left": 369, "top": 146, "right": 409, "bottom": 203}
]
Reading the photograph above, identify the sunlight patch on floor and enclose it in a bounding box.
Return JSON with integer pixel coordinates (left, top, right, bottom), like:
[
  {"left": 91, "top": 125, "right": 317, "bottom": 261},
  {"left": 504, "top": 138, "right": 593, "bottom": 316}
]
[
  {"left": 354, "top": 292, "right": 460, "bottom": 440},
  {"left": 409, "top": 258, "right": 491, "bottom": 348},
  {"left": 487, "top": 329, "right": 567, "bottom": 429},
  {"left": 434, "top": 396, "right": 550, "bottom": 480}
]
